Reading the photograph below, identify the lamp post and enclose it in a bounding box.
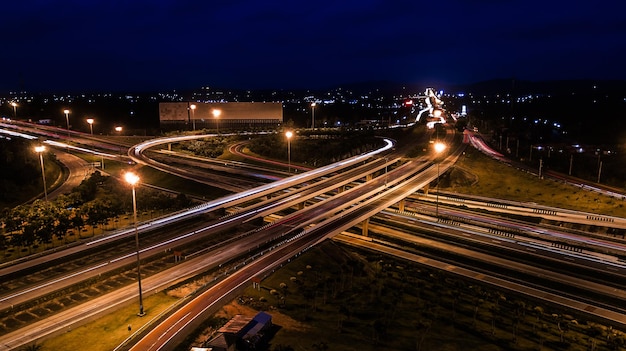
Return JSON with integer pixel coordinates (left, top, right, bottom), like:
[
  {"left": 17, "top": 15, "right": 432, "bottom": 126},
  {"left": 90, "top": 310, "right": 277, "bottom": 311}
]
[
  {"left": 64, "top": 109, "right": 71, "bottom": 137},
  {"left": 190, "top": 104, "right": 196, "bottom": 131},
  {"left": 434, "top": 141, "right": 446, "bottom": 219},
  {"left": 125, "top": 172, "right": 145, "bottom": 317},
  {"left": 86, "top": 118, "right": 94, "bottom": 135},
  {"left": 212, "top": 109, "right": 221, "bottom": 133},
  {"left": 115, "top": 126, "right": 123, "bottom": 157},
  {"left": 35, "top": 146, "right": 48, "bottom": 201},
  {"left": 11, "top": 102, "right": 17, "bottom": 119},
  {"left": 285, "top": 130, "right": 293, "bottom": 174},
  {"left": 311, "top": 102, "right": 316, "bottom": 129}
]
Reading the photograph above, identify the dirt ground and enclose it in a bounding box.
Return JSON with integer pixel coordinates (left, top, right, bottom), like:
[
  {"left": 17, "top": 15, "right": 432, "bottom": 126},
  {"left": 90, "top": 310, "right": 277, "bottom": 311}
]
[
  {"left": 190, "top": 298, "right": 310, "bottom": 347},
  {"left": 215, "top": 300, "right": 310, "bottom": 333}
]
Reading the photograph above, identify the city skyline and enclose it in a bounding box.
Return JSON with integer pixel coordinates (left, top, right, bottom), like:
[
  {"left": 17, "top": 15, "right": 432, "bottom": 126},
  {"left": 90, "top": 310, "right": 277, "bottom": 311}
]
[{"left": 3, "top": 1, "right": 626, "bottom": 93}]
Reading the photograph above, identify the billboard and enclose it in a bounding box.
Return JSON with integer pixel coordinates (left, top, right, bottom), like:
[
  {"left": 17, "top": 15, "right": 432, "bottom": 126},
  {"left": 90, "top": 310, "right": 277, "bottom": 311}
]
[{"left": 159, "top": 102, "right": 283, "bottom": 123}]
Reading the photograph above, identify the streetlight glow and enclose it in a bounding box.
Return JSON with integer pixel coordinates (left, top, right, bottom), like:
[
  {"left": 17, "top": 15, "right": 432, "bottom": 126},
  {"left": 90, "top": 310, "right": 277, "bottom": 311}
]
[
  {"left": 35, "top": 146, "right": 48, "bottom": 201},
  {"left": 11, "top": 102, "right": 17, "bottom": 119},
  {"left": 434, "top": 142, "right": 446, "bottom": 154},
  {"left": 125, "top": 171, "right": 140, "bottom": 186},
  {"left": 63, "top": 109, "right": 71, "bottom": 137},
  {"left": 190, "top": 104, "right": 196, "bottom": 131},
  {"left": 311, "top": 102, "right": 316, "bottom": 129},
  {"left": 212, "top": 109, "right": 221, "bottom": 133},
  {"left": 434, "top": 141, "right": 446, "bottom": 219},
  {"left": 86, "top": 118, "right": 94, "bottom": 135},
  {"left": 125, "top": 171, "right": 144, "bottom": 316},
  {"left": 286, "top": 130, "right": 293, "bottom": 174}
]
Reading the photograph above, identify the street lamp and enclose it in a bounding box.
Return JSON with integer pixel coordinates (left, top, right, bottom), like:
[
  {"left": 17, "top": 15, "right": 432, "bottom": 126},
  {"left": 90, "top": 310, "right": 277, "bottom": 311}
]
[
  {"left": 86, "top": 118, "right": 94, "bottom": 135},
  {"left": 35, "top": 146, "right": 48, "bottom": 202},
  {"left": 434, "top": 141, "right": 447, "bottom": 219},
  {"left": 212, "top": 109, "right": 221, "bottom": 133},
  {"left": 311, "top": 102, "right": 316, "bottom": 129},
  {"left": 63, "top": 109, "right": 71, "bottom": 137},
  {"left": 115, "top": 126, "right": 123, "bottom": 156},
  {"left": 285, "top": 130, "right": 293, "bottom": 174},
  {"left": 125, "top": 171, "right": 145, "bottom": 317},
  {"left": 190, "top": 104, "right": 196, "bottom": 131},
  {"left": 11, "top": 102, "right": 17, "bottom": 119}
]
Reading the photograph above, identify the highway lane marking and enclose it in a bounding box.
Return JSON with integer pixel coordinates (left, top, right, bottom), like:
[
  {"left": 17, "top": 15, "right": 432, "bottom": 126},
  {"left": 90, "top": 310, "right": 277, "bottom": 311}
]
[{"left": 158, "top": 312, "right": 191, "bottom": 341}]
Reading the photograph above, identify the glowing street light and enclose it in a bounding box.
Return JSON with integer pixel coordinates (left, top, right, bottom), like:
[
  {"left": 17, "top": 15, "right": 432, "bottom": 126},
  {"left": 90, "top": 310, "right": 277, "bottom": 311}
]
[
  {"left": 11, "top": 102, "right": 17, "bottom": 119},
  {"left": 86, "top": 118, "right": 94, "bottom": 135},
  {"left": 115, "top": 126, "right": 124, "bottom": 156},
  {"left": 63, "top": 109, "right": 71, "bottom": 137},
  {"left": 34, "top": 146, "right": 48, "bottom": 201},
  {"left": 311, "top": 102, "right": 316, "bottom": 129},
  {"left": 190, "top": 104, "right": 197, "bottom": 131},
  {"left": 434, "top": 141, "right": 447, "bottom": 218},
  {"left": 212, "top": 109, "right": 221, "bottom": 133},
  {"left": 125, "top": 171, "right": 145, "bottom": 317},
  {"left": 285, "top": 130, "right": 293, "bottom": 174}
]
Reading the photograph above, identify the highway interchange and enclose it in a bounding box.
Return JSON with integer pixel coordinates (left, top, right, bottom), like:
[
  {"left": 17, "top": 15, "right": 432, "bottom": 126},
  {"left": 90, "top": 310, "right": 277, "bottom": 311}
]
[{"left": 1, "top": 121, "right": 626, "bottom": 350}]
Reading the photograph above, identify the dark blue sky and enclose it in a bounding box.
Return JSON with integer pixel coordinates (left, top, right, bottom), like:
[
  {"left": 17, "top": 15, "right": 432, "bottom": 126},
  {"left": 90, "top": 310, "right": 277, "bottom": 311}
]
[{"left": 3, "top": 0, "right": 626, "bottom": 92}]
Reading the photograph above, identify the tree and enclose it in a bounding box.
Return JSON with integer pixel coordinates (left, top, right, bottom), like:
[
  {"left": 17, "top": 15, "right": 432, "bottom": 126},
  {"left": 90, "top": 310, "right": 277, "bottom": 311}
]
[
  {"left": 83, "top": 198, "right": 115, "bottom": 236},
  {"left": 19, "top": 343, "right": 41, "bottom": 351}
]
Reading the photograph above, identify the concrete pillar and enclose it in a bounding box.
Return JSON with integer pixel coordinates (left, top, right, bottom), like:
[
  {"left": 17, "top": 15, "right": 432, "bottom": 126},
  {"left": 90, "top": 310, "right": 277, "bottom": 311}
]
[
  {"left": 398, "top": 199, "right": 405, "bottom": 212},
  {"left": 362, "top": 218, "right": 369, "bottom": 237}
]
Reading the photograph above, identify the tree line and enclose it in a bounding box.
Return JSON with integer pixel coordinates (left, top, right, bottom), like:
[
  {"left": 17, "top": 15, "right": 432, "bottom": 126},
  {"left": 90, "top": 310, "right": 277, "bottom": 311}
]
[{"left": 0, "top": 171, "right": 192, "bottom": 254}]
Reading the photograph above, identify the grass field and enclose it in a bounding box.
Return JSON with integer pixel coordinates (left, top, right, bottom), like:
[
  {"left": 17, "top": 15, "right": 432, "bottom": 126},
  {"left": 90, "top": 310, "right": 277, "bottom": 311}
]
[
  {"left": 445, "top": 148, "right": 626, "bottom": 217},
  {"left": 41, "top": 293, "right": 179, "bottom": 351}
]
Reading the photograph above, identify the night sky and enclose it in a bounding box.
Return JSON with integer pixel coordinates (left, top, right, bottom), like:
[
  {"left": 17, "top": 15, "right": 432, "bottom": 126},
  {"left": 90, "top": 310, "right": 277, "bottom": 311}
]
[{"left": 3, "top": 0, "right": 626, "bottom": 93}]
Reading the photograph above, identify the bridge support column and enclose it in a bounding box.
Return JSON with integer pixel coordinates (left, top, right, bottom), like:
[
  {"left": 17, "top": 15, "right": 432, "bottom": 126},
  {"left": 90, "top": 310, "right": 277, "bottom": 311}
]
[
  {"left": 423, "top": 184, "right": 430, "bottom": 195},
  {"left": 398, "top": 199, "right": 405, "bottom": 212},
  {"left": 362, "top": 218, "right": 369, "bottom": 237},
  {"left": 366, "top": 174, "right": 373, "bottom": 181},
  {"left": 298, "top": 202, "right": 304, "bottom": 210},
  {"left": 168, "top": 143, "right": 172, "bottom": 151}
]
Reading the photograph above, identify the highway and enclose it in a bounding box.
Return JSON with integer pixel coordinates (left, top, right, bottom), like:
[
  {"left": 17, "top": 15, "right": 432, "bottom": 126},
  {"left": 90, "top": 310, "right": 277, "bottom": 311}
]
[
  {"left": 0, "top": 131, "right": 403, "bottom": 349},
  {"left": 3, "top": 122, "right": 626, "bottom": 351},
  {"left": 124, "top": 131, "right": 461, "bottom": 350}
]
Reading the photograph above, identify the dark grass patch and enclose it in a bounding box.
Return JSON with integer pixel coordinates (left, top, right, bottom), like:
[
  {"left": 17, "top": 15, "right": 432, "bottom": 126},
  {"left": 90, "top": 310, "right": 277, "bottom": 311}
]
[
  {"left": 70, "top": 293, "right": 87, "bottom": 302},
  {"left": 15, "top": 312, "right": 35, "bottom": 322},
  {"left": 30, "top": 307, "right": 50, "bottom": 317},
  {"left": 115, "top": 276, "right": 134, "bottom": 285},
  {"left": 3, "top": 318, "right": 21, "bottom": 329},
  {"left": 44, "top": 303, "right": 63, "bottom": 312},
  {"left": 83, "top": 288, "right": 100, "bottom": 297},
  {"left": 95, "top": 284, "right": 113, "bottom": 292}
]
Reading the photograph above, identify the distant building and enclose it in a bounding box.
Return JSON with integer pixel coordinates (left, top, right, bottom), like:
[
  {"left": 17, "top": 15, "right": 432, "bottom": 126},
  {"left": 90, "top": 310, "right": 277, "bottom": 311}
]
[
  {"left": 159, "top": 102, "right": 282, "bottom": 130},
  {"left": 204, "top": 311, "right": 273, "bottom": 351}
]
